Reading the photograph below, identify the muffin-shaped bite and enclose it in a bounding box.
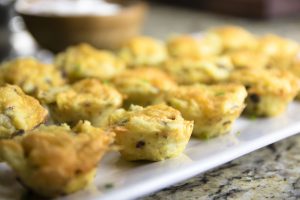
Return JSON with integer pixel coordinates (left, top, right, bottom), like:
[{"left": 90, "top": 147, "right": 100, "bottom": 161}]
[
  {"left": 256, "top": 34, "right": 299, "bottom": 69},
  {"left": 112, "top": 68, "right": 177, "bottom": 107},
  {"left": 229, "top": 68, "right": 299, "bottom": 117},
  {"left": 39, "top": 79, "right": 122, "bottom": 127},
  {"left": 0, "top": 121, "right": 114, "bottom": 197},
  {"left": 290, "top": 60, "right": 300, "bottom": 99},
  {"left": 228, "top": 50, "right": 269, "bottom": 69},
  {"left": 0, "top": 85, "right": 48, "bottom": 139},
  {"left": 55, "top": 43, "right": 125, "bottom": 82},
  {"left": 161, "top": 56, "right": 233, "bottom": 85},
  {"left": 161, "top": 84, "right": 247, "bottom": 139},
  {"left": 0, "top": 58, "right": 65, "bottom": 97},
  {"left": 110, "top": 104, "right": 193, "bottom": 161},
  {"left": 118, "top": 36, "right": 167, "bottom": 68},
  {"left": 209, "top": 26, "right": 257, "bottom": 52},
  {"left": 167, "top": 34, "right": 222, "bottom": 59}
]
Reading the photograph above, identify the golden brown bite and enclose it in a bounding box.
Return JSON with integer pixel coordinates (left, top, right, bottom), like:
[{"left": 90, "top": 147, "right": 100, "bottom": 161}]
[
  {"left": 39, "top": 78, "right": 122, "bottom": 127},
  {"left": 229, "top": 68, "right": 299, "bottom": 117},
  {"left": 0, "top": 58, "right": 65, "bottom": 97},
  {"left": 256, "top": 34, "right": 299, "bottom": 69},
  {"left": 228, "top": 50, "right": 269, "bottom": 69},
  {"left": 112, "top": 68, "right": 177, "bottom": 107},
  {"left": 166, "top": 34, "right": 222, "bottom": 59},
  {"left": 290, "top": 60, "right": 300, "bottom": 99},
  {"left": 0, "top": 85, "right": 48, "bottom": 139},
  {"left": 110, "top": 104, "right": 193, "bottom": 161},
  {"left": 118, "top": 36, "right": 167, "bottom": 68},
  {"left": 55, "top": 43, "right": 125, "bottom": 82},
  {"left": 161, "top": 84, "right": 247, "bottom": 139},
  {"left": 162, "top": 56, "right": 233, "bottom": 85},
  {"left": 0, "top": 121, "right": 114, "bottom": 197},
  {"left": 209, "top": 26, "right": 257, "bottom": 52}
]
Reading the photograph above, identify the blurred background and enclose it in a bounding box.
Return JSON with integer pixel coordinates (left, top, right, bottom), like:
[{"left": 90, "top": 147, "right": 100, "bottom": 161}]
[{"left": 2, "top": 0, "right": 300, "bottom": 62}]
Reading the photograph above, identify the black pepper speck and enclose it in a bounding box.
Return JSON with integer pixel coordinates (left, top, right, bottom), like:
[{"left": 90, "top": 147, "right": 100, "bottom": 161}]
[
  {"left": 249, "top": 93, "right": 260, "bottom": 103},
  {"left": 136, "top": 141, "right": 145, "bottom": 148}
]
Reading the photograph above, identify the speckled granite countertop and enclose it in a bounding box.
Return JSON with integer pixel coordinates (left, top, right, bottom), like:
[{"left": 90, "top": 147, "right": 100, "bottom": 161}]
[
  {"left": 141, "top": 3, "right": 300, "bottom": 200},
  {"left": 142, "top": 135, "right": 300, "bottom": 200}
]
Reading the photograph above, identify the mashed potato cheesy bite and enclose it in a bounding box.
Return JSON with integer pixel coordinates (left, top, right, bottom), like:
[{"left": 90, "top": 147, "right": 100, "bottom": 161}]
[
  {"left": 0, "top": 58, "right": 65, "bottom": 97},
  {"left": 112, "top": 68, "right": 177, "bottom": 107},
  {"left": 39, "top": 79, "right": 122, "bottom": 127},
  {"left": 208, "top": 26, "right": 257, "bottom": 52},
  {"left": 161, "top": 84, "right": 247, "bottom": 139},
  {"left": 229, "top": 68, "right": 299, "bottom": 117},
  {"left": 290, "top": 60, "right": 300, "bottom": 99},
  {"left": 166, "top": 34, "right": 222, "bottom": 59},
  {"left": 228, "top": 50, "right": 269, "bottom": 69},
  {"left": 110, "top": 104, "right": 193, "bottom": 161},
  {"left": 118, "top": 36, "right": 167, "bottom": 68},
  {"left": 55, "top": 43, "right": 125, "bottom": 82},
  {"left": 0, "top": 121, "right": 114, "bottom": 197},
  {"left": 256, "top": 34, "right": 299, "bottom": 69},
  {"left": 162, "top": 56, "right": 233, "bottom": 85},
  {"left": 0, "top": 85, "right": 48, "bottom": 139}
]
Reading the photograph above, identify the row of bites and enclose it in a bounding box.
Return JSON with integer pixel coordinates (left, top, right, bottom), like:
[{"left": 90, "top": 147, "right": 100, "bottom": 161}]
[
  {"left": 0, "top": 85, "right": 194, "bottom": 198},
  {"left": 0, "top": 25, "right": 300, "bottom": 198}
]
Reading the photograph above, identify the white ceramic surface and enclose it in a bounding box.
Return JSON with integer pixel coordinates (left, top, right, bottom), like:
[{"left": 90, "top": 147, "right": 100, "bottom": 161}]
[{"left": 1, "top": 102, "right": 300, "bottom": 200}]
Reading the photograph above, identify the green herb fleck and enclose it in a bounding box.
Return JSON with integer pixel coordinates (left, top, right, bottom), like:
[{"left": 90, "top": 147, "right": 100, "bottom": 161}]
[
  {"left": 202, "top": 134, "right": 212, "bottom": 140},
  {"left": 215, "top": 92, "right": 225, "bottom": 96},
  {"left": 140, "top": 79, "right": 149, "bottom": 83},
  {"left": 74, "top": 63, "right": 81, "bottom": 70},
  {"left": 236, "top": 131, "right": 241, "bottom": 136},
  {"left": 249, "top": 115, "right": 257, "bottom": 121},
  {"left": 74, "top": 63, "right": 82, "bottom": 75},
  {"left": 104, "top": 183, "right": 114, "bottom": 189},
  {"left": 103, "top": 80, "right": 110, "bottom": 85}
]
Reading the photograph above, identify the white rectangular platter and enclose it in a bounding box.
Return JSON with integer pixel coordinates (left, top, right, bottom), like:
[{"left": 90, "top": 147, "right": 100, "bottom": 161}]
[{"left": 1, "top": 102, "right": 300, "bottom": 200}]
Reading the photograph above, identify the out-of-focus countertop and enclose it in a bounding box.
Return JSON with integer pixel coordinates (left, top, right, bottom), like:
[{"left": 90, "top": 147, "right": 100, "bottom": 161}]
[
  {"left": 143, "top": 3, "right": 300, "bottom": 40},
  {"left": 141, "top": 3, "right": 300, "bottom": 200},
  {"left": 142, "top": 135, "right": 300, "bottom": 200}
]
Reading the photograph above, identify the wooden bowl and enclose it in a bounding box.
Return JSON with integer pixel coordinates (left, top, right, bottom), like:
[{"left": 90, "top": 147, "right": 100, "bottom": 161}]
[{"left": 17, "top": 1, "right": 147, "bottom": 52}]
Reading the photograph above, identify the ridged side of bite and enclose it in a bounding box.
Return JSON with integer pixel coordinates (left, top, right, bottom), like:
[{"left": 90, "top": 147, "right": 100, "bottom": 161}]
[
  {"left": 0, "top": 85, "right": 48, "bottom": 139},
  {"left": 112, "top": 68, "right": 177, "bottom": 107},
  {"left": 161, "top": 84, "right": 247, "bottom": 139},
  {"left": 39, "top": 78, "right": 123, "bottom": 127},
  {"left": 229, "top": 68, "right": 299, "bottom": 117},
  {"left": 110, "top": 104, "right": 193, "bottom": 161},
  {"left": 55, "top": 43, "right": 125, "bottom": 82},
  {"left": 0, "top": 121, "right": 115, "bottom": 197}
]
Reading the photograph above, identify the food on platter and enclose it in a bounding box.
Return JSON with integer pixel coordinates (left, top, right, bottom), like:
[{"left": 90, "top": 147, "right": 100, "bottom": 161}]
[
  {"left": 0, "top": 85, "right": 48, "bottom": 139},
  {"left": 290, "top": 60, "right": 300, "bottom": 100},
  {"left": 55, "top": 43, "right": 125, "bottom": 82},
  {"left": 161, "top": 56, "right": 233, "bottom": 85},
  {"left": 208, "top": 26, "right": 257, "bottom": 52},
  {"left": 39, "top": 78, "right": 122, "bottom": 127},
  {"left": 0, "top": 58, "right": 65, "bottom": 97},
  {"left": 160, "top": 84, "right": 247, "bottom": 139},
  {"left": 118, "top": 36, "right": 167, "bottom": 68},
  {"left": 0, "top": 121, "right": 114, "bottom": 197},
  {"left": 109, "top": 104, "right": 193, "bottom": 161},
  {"left": 167, "top": 34, "right": 222, "bottom": 59},
  {"left": 256, "top": 34, "right": 299, "bottom": 69},
  {"left": 227, "top": 49, "right": 269, "bottom": 69},
  {"left": 229, "top": 68, "right": 299, "bottom": 117},
  {"left": 1, "top": 25, "right": 300, "bottom": 198},
  {"left": 112, "top": 68, "right": 177, "bottom": 107}
]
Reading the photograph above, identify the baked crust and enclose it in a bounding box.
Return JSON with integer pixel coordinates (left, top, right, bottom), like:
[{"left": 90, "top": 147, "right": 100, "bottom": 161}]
[
  {"left": 0, "top": 121, "right": 114, "bottom": 197},
  {"left": 55, "top": 43, "right": 125, "bottom": 82},
  {"left": 0, "top": 85, "right": 48, "bottom": 139},
  {"left": 0, "top": 58, "right": 65, "bottom": 97},
  {"left": 110, "top": 104, "right": 193, "bottom": 161}
]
